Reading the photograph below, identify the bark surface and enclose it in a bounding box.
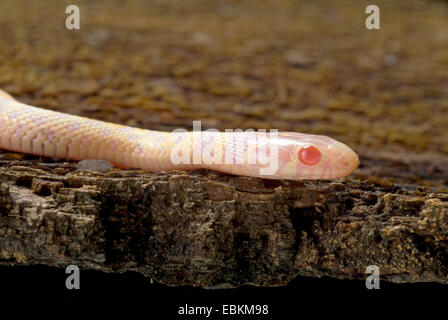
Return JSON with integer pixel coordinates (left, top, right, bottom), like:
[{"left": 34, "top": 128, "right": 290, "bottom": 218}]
[{"left": 0, "top": 149, "right": 447, "bottom": 287}]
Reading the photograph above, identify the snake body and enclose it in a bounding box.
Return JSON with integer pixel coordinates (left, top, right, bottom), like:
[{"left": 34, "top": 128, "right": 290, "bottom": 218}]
[{"left": 0, "top": 89, "right": 359, "bottom": 180}]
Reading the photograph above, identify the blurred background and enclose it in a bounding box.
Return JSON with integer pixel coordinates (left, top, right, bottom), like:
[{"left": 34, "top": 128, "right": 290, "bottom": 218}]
[
  {"left": 0, "top": 0, "right": 447, "bottom": 310},
  {"left": 0, "top": 0, "right": 447, "bottom": 155}
]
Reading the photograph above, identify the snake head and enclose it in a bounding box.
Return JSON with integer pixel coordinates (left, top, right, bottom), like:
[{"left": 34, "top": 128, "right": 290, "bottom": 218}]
[{"left": 274, "top": 132, "right": 359, "bottom": 180}]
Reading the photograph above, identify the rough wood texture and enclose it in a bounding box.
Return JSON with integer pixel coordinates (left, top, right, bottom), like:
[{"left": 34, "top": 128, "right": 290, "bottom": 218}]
[
  {"left": 0, "top": 0, "right": 447, "bottom": 287},
  {"left": 0, "top": 149, "right": 447, "bottom": 287}
]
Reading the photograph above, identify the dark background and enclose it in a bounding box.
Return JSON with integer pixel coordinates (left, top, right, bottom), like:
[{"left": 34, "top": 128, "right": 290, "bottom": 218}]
[{"left": 1, "top": 264, "right": 446, "bottom": 316}]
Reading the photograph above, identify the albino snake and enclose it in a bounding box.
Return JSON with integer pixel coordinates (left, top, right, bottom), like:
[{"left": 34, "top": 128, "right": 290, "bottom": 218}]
[{"left": 0, "top": 89, "right": 359, "bottom": 180}]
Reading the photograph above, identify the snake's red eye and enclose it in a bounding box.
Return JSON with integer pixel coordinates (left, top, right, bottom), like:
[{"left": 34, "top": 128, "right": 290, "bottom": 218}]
[{"left": 298, "top": 146, "right": 321, "bottom": 165}]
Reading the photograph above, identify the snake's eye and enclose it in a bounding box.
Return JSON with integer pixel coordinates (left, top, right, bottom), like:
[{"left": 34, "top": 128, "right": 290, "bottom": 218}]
[{"left": 298, "top": 146, "right": 321, "bottom": 165}]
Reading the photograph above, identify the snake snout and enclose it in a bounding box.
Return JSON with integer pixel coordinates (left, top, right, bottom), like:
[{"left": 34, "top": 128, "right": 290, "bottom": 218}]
[{"left": 335, "top": 147, "right": 359, "bottom": 177}]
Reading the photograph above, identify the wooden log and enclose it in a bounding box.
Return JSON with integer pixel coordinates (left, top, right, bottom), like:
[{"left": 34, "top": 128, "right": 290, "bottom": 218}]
[{"left": 0, "top": 149, "right": 446, "bottom": 288}]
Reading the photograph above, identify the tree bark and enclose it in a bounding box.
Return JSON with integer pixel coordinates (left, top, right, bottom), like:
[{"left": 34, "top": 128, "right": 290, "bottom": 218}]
[{"left": 0, "top": 148, "right": 447, "bottom": 288}]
